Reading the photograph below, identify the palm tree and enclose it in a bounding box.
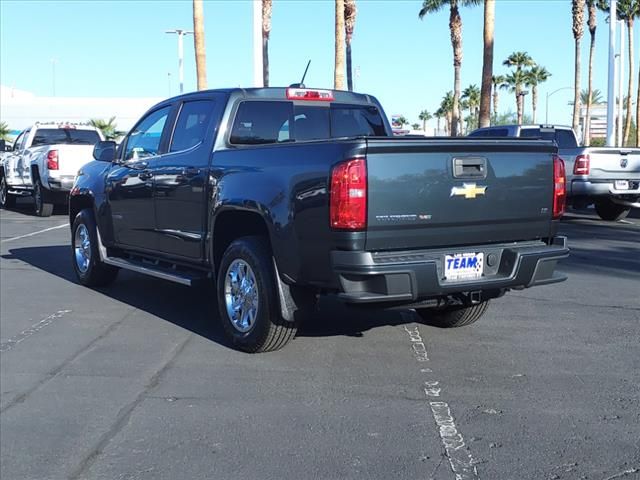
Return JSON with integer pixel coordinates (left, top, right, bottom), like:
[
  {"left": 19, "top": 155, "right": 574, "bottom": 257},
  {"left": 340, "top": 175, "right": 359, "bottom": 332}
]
[
  {"left": 396, "top": 116, "right": 409, "bottom": 128},
  {"left": 571, "top": 0, "right": 585, "bottom": 134},
  {"left": 344, "top": 0, "right": 357, "bottom": 91},
  {"left": 412, "top": 123, "right": 421, "bottom": 130},
  {"left": 419, "top": 110, "right": 432, "bottom": 132},
  {"left": 462, "top": 84, "right": 481, "bottom": 130},
  {"left": 262, "top": 0, "right": 273, "bottom": 87},
  {"left": 193, "top": 0, "right": 207, "bottom": 90},
  {"left": 525, "top": 66, "right": 551, "bottom": 124},
  {"left": 504, "top": 70, "right": 529, "bottom": 125},
  {"left": 578, "top": 88, "right": 603, "bottom": 104},
  {"left": 89, "top": 117, "right": 118, "bottom": 140},
  {"left": 503, "top": 51, "right": 535, "bottom": 124},
  {"left": 440, "top": 91, "right": 454, "bottom": 135},
  {"left": 616, "top": 0, "right": 639, "bottom": 145},
  {"left": 479, "top": 0, "right": 495, "bottom": 128},
  {"left": 491, "top": 75, "right": 506, "bottom": 123},
  {"left": 434, "top": 108, "right": 444, "bottom": 134},
  {"left": 419, "top": 0, "right": 481, "bottom": 136},
  {"left": 334, "top": 0, "right": 346, "bottom": 90}
]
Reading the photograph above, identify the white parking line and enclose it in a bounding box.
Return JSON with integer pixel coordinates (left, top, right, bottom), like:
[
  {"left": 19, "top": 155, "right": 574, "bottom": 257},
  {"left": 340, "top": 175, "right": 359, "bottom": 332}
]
[
  {"left": 402, "top": 321, "right": 479, "bottom": 480},
  {"left": 0, "top": 310, "right": 72, "bottom": 353},
  {"left": 0, "top": 223, "right": 69, "bottom": 244}
]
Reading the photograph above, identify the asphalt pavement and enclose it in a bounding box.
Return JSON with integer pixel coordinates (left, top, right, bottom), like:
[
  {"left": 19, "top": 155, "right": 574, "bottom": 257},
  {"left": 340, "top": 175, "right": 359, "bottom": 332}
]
[{"left": 1, "top": 200, "right": 638, "bottom": 480}]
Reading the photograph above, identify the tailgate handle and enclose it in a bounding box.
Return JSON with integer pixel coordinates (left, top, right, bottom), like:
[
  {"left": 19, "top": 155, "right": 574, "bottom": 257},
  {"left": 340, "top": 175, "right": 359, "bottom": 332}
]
[{"left": 453, "top": 157, "right": 487, "bottom": 179}]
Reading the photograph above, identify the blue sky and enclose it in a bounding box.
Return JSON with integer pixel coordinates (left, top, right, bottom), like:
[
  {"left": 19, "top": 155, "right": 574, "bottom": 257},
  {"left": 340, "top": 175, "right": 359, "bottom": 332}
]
[{"left": 1, "top": 0, "right": 638, "bottom": 127}]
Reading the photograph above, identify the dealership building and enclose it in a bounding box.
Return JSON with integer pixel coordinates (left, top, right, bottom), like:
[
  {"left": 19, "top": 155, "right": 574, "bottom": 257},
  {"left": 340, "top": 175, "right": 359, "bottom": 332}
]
[{"left": 0, "top": 85, "right": 161, "bottom": 138}]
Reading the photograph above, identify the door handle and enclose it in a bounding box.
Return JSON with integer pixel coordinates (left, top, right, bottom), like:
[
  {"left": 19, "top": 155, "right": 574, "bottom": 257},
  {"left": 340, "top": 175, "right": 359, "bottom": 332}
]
[
  {"left": 139, "top": 170, "right": 153, "bottom": 181},
  {"left": 181, "top": 167, "right": 200, "bottom": 178}
]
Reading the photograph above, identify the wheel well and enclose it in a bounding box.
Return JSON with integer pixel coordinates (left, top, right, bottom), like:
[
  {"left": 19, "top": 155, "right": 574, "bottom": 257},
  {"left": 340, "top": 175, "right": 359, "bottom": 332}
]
[
  {"left": 212, "top": 211, "right": 271, "bottom": 272},
  {"left": 69, "top": 195, "right": 94, "bottom": 226},
  {"left": 30, "top": 165, "right": 39, "bottom": 180}
]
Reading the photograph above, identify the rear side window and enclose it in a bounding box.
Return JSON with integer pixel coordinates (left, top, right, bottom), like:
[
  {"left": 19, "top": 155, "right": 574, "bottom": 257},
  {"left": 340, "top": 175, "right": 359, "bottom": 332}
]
[
  {"left": 520, "top": 128, "right": 577, "bottom": 148},
  {"left": 331, "top": 104, "right": 386, "bottom": 137},
  {"left": 31, "top": 129, "right": 100, "bottom": 147},
  {"left": 230, "top": 101, "right": 292, "bottom": 145},
  {"left": 170, "top": 100, "right": 215, "bottom": 152}
]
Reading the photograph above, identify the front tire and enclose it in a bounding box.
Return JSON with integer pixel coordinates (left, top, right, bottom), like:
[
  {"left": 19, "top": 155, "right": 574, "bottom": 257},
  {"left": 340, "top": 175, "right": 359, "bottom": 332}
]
[
  {"left": 595, "top": 199, "right": 630, "bottom": 221},
  {"left": 415, "top": 300, "right": 490, "bottom": 328},
  {"left": 216, "top": 236, "right": 297, "bottom": 353},
  {"left": 71, "top": 208, "right": 119, "bottom": 287},
  {"left": 0, "top": 175, "right": 16, "bottom": 208},
  {"left": 34, "top": 180, "right": 54, "bottom": 217}
]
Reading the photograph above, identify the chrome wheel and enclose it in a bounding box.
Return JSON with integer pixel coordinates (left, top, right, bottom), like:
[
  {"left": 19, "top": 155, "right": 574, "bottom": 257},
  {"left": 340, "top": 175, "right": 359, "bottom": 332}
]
[
  {"left": 224, "top": 259, "right": 259, "bottom": 333},
  {"left": 74, "top": 224, "right": 92, "bottom": 274}
]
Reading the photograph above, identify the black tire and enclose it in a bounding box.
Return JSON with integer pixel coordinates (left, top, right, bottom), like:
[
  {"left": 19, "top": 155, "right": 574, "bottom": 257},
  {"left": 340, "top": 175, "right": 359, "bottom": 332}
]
[
  {"left": 216, "top": 236, "right": 297, "bottom": 353},
  {"left": 0, "top": 175, "right": 16, "bottom": 208},
  {"left": 34, "top": 179, "right": 54, "bottom": 217},
  {"left": 71, "top": 208, "right": 119, "bottom": 287},
  {"left": 595, "top": 199, "right": 630, "bottom": 221},
  {"left": 415, "top": 300, "right": 490, "bottom": 328}
]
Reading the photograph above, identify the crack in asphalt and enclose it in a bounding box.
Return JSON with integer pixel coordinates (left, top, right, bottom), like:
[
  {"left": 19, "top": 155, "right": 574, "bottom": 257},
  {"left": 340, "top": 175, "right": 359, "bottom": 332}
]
[
  {"left": 68, "top": 333, "right": 193, "bottom": 480},
  {"left": 0, "top": 307, "right": 137, "bottom": 415}
]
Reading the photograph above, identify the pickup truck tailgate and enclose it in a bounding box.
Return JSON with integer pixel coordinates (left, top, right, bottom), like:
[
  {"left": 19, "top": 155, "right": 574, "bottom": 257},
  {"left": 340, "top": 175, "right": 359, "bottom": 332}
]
[
  {"left": 581, "top": 148, "right": 640, "bottom": 180},
  {"left": 364, "top": 138, "right": 557, "bottom": 251}
]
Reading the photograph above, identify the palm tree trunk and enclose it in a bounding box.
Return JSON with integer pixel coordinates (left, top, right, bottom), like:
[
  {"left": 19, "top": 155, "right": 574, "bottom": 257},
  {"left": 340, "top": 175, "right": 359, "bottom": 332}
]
[
  {"left": 572, "top": 36, "right": 582, "bottom": 134},
  {"left": 492, "top": 86, "right": 499, "bottom": 124},
  {"left": 622, "top": 19, "right": 634, "bottom": 146},
  {"left": 479, "top": 0, "right": 494, "bottom": 128},
  {"left": 585, "top": 3, "right": 596, "bottom": 147},
  {"left": 450, "top": 4, "right": 462, "bottom": 137},
  {"left": 193, "top": 0, "right": 207, "bottom": 91},
  {"left": 515, "top": 91, "right": 522, "bottom": 125},
  {"left": 262, "top": 0, "right": 272, "bottom": 87},
  {"left": 334, "top": 0, "right": 346, "bottom": 90},
  {"left": 346, "top": 41, "right": 353, "bottom": 91},
  {"left": 532, "top": 85, "right": 538, "bottom": 124},
  {"left": 422, "top": 119, "right": 426, "bottom": 132},
  {"left": 436, "top": 116, "right": 441, "bottom": 133}
]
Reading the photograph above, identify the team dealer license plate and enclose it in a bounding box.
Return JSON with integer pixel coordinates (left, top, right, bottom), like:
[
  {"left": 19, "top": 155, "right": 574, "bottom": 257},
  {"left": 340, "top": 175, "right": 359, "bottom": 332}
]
[{"left": 444, "top": 252, "right": 484, "bottom": 281}]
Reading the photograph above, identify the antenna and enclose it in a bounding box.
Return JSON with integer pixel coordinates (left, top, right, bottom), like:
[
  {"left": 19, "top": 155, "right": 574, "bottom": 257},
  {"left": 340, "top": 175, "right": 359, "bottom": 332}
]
[{"left": 289, "top": 60, "right": 311, "bottom": 89}]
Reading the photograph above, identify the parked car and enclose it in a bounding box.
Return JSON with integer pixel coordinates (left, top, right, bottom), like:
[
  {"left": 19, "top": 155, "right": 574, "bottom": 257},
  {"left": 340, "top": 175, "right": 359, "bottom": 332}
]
[
  {"left": 468, "top": 125, "right": 640, "bottom": 221},
  {"left": 69, "top": 87, "right": 569, "bottom": 352},
  {"left": 0, "top": 123, "right": 103, "bottom": 216}
]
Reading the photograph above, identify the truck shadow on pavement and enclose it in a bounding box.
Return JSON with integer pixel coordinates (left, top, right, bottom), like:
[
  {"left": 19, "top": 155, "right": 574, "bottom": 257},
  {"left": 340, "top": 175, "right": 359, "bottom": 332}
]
[{"left": 2, "top": 245, "right": 415, "bottom": 345}]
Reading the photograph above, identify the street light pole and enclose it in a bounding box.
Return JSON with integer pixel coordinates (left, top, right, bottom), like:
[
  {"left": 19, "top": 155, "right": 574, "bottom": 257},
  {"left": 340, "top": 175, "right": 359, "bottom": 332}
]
[
  {"left": 545, "top": 87, "right": 573, "bottom": 125},
  {"left": 617, "top": 20, "right": 624, "bottom": 147},
  {"left": 166, "top": 29, "right": 193, "bottom": 94}
]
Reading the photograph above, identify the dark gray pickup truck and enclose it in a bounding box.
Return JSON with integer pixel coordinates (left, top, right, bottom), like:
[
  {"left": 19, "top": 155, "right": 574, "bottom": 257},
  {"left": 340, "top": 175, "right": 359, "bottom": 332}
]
[{"left": 70, "top": 87, "right": 569, "bottom": 352}]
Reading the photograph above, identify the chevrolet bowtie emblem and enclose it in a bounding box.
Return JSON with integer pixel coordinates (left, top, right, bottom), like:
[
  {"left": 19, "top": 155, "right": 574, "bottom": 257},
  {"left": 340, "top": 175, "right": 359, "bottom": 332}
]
[{"left": 450, "top": 183, "right": 487, "bottom": 199}]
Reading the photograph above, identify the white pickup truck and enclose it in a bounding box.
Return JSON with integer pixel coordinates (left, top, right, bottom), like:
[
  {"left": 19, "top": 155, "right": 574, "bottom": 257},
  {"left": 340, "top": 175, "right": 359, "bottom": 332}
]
[
  {"left": 0, "top": 123, "right": 103, "bottom": 216},
  {"left": 469, "top": 125, "right": 640, "bottom": 221}
]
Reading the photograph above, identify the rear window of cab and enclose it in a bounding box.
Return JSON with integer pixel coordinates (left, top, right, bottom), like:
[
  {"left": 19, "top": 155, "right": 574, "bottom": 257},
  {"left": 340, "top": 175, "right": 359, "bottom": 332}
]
[{"left": 229, "top": 101, "right": 386, "bottom": 145}]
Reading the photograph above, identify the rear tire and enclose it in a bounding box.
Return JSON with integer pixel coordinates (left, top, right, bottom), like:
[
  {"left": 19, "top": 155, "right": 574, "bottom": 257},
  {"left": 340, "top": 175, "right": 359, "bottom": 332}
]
[
  {"left": 71, "top": 208, "right": 119, "bottom": 287},
  {"left": 34, "top": 180, "right": 54, "bottom": 217},
  {"left": 595, "top": 199, "right": 630, "bottom": 221},
  {"left": 415, "top": 300, "right": 490, "bottom": 328},
  {"left": 216, "top": 236, "right": 297, "bottom": 353},
  {"left": 0, "top": 175, "right": 16, "bottom": 208}
]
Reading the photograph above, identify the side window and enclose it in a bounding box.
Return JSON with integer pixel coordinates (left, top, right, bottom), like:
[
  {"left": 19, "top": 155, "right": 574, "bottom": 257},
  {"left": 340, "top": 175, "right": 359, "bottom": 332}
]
[
  {"left": 170, "top": 100, "right": 215, "bottom": 152},
  {"left": 230, "top": 101, "right": 292, "bottom": 145},
  {"left": 555, "top": 130, "right": 577, "bottom": 149},
  {"left": 124, "top": 106, "right": 171, "bottom": 161},
  {"left": 13, "top": 132, "right": 25, "bottom": 150}
]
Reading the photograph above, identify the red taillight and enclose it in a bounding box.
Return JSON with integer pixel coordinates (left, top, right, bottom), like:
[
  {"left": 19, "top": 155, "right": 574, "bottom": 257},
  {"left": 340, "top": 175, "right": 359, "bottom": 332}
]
[
  {"left": 330, "top": 158, "right": 367, "bottom": 230},
  {"left": 47, "top": 150, "right": 59, "bottom": 170},
  {"left": 286, "top": 88, "right": 334, "bottom": 101},
  {"left": 553, "top": 155, "right": 566, "bottom": 219},
  {"left": 573, "top": 154, "right": 590, "bottom": 175}
]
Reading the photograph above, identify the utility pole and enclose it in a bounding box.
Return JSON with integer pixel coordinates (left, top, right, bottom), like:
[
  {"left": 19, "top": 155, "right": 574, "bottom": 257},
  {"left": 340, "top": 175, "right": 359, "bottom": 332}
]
[
  {"left": 606, "top": 1, "right": 617, "bottom": 146},
  {"left": 50, "top": 58, "right": 57, "bottom": 96},
  {"left": 166, "top": 29, "right": 193, "bottom": 94},
  {"left": 252, "top": 0, "right": 263, "bottom": 87}
]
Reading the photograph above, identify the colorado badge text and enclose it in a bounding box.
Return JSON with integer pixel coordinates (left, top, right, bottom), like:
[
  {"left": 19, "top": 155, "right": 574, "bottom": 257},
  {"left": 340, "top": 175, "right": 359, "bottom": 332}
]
[{"left": 450, "top": 183, "right": 487, "bottom": 199}]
